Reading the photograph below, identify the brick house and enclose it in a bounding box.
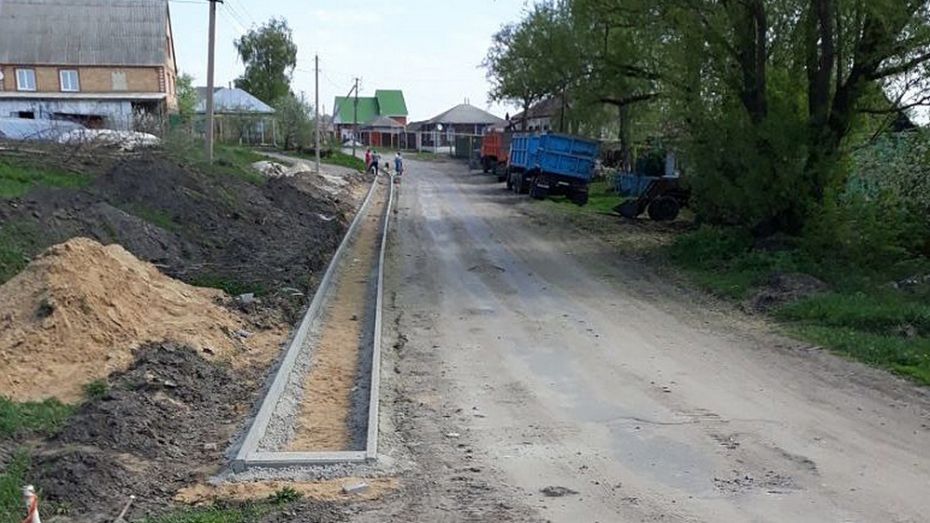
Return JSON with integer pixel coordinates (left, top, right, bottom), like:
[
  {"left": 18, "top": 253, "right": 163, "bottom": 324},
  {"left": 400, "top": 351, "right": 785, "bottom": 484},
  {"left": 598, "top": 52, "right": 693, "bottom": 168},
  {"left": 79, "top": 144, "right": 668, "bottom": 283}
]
[{"left": 0, "top": 0, "right": 178, "bottom": 131}]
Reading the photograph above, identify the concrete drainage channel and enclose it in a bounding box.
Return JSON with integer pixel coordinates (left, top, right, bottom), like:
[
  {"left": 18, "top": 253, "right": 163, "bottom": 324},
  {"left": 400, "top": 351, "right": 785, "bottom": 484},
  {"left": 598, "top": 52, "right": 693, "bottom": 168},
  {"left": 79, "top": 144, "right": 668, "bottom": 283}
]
[{"left": 233, "top": 175, "right": 394, "bottom": 469}]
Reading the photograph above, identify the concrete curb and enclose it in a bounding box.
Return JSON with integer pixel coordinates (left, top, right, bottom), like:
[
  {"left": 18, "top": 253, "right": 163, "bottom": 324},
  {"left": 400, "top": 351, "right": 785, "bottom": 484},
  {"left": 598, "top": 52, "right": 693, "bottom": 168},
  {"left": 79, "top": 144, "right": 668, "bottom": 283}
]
[
  {"left": 365, "top": 174, "right": 395, "bottom": 460},
  {"left": 232, "top": 174, "right": 393, "bottom": 470}
]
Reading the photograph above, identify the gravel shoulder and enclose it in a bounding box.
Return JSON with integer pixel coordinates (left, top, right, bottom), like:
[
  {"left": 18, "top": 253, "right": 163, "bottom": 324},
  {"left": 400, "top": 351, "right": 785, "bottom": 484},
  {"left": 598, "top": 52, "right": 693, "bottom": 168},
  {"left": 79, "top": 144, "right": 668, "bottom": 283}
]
[{"left": 356, "top": 159, "right": 930, "bottom": 522}]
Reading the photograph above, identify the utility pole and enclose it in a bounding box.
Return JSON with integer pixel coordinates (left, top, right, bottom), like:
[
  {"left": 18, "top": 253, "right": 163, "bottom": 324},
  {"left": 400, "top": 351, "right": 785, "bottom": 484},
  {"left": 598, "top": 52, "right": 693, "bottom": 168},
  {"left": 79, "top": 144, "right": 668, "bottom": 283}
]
[
  {"left": 205, "top": 0, "right": 222, "bottom": 163},
  {"left": 352, "top": 77, "right": 360, "bottom": 158},
  {"left": 314, "top": 54, "right": 321, "bottom": 174}
]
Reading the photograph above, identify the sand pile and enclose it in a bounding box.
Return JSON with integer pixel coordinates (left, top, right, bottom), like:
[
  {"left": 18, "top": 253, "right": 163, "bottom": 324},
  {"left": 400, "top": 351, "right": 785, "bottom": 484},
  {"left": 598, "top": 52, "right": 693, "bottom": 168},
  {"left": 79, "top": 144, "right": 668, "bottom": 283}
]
[{"left": 0, "top": 238, "right": 283, "bottom": 402}]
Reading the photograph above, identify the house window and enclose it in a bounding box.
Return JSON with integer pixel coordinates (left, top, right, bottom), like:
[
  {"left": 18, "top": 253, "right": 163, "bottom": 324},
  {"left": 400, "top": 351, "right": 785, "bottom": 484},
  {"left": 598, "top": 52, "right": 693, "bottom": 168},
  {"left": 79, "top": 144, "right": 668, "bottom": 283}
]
[
  {"left": 59, "top": 70, "right": 80, "bottom": 92},
  {"left": 15, "top": 69, "right": 36, "bottom": 91},
  {"left": 111, "top": 71, "right": 128, "bottom": 91}
]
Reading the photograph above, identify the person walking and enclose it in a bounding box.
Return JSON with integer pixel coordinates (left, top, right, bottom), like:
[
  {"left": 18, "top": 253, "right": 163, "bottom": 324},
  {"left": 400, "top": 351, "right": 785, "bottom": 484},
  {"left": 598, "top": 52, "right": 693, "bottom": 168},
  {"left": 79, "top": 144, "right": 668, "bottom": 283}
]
[
  {"left": 364, "top": 148, "right": 372, "bottom": 172},
  {"left": 372, "top": 151, "right": 381, "bottom": 176},
  {"left": 394, "top": 152, "right": 404, "bottom": 177}
]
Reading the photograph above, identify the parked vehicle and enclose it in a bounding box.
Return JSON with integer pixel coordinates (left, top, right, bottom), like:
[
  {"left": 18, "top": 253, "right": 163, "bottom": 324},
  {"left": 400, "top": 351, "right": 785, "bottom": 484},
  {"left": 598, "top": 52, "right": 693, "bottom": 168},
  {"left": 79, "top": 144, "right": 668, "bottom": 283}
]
[
  {"left": 506, "top": 133, "right": 599, "bottom": 205},
  {"left": 480, "top": 130, "right": 511, "bottom": 180},
  {"left": 613, "top": 151, "right": 689, "bottom": 221}
]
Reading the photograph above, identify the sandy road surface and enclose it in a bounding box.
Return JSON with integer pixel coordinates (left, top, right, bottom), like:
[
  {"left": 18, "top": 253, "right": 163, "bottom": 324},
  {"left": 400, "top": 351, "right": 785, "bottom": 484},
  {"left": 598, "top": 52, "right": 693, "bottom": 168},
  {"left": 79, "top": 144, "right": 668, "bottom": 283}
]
[{"left": 355, "top": 159, "right": 930, "bottom": 522}]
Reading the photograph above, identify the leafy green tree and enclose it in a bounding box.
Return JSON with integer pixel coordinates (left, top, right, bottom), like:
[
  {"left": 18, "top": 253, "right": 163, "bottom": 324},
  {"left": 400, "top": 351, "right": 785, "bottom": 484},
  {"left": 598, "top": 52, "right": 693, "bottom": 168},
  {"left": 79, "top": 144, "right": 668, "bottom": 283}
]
[
  {"left": 274, "top": 92, "right": 314, "bottom": 151},
  {"left": 234, "top": 18, "right": 297, "bottom": 105},
  {"left": 176, "top": 73, "right": 198, "bottom": 119}
]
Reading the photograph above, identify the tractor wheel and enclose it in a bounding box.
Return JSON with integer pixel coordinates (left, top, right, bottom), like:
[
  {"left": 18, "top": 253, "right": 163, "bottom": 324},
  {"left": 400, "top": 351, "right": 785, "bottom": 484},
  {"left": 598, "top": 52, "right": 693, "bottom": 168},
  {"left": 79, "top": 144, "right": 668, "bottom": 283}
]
[
  {"left": 615, "top": 199, "right": 643, "bottom": 219},
  {"left": 647, "top": 196, "right": 681, "bottom": 222}
]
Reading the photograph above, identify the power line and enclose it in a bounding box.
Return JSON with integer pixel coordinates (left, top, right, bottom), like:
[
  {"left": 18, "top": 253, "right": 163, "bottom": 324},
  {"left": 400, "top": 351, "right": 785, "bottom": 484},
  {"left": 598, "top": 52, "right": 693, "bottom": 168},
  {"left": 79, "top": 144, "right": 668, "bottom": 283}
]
[
  {"left": 219, "top": 5, "right": 247, "bottom": 37},
  {"left": 227, "top": 0, "right": 257, "bottom": 26},
  {"left": 224, "top": 0, "right": 254, "bottom": 29},
  {"left": 221, "top": 4, "right": 249, "bottom": 34}
]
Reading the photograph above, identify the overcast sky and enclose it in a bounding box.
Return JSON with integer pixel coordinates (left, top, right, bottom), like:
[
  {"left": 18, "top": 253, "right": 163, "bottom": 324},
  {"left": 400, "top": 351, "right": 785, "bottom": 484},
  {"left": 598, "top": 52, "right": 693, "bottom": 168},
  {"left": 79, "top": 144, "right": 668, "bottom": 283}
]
[{"left": 169, "top": 0, "right": 530, "bottom": 121}]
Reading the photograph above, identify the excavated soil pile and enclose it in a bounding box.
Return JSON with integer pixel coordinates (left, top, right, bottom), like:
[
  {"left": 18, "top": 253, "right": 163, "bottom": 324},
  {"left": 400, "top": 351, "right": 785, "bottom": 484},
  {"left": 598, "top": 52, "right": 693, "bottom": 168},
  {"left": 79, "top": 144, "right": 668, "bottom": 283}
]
[
  {"left": 0, "top": 237, "right": 283, "bottom": 402},
  {"left": 30, "top": 343, "right": 345, "bottom": 523},
  {"left": 0, "top": 153, "right": 354, "bottom": 321}
]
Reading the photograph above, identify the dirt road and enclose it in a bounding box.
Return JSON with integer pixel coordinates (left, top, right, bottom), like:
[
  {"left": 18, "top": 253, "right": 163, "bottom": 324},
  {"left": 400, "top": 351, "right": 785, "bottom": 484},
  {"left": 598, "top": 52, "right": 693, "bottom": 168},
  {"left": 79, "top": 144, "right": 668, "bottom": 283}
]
[{"left": 357, "top": 158, "right": 930, "bottom": 522}]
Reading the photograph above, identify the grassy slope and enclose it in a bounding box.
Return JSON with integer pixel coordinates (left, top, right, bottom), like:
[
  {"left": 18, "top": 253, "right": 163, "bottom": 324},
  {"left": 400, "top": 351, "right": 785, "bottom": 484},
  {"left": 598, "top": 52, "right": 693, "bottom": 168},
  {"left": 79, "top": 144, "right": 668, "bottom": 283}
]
[
  {"left": 541, "top": 187, "right": 930, "bottom": 385},
  {"left": 270, "top": 148, "right": 366, "bottom": 172}
]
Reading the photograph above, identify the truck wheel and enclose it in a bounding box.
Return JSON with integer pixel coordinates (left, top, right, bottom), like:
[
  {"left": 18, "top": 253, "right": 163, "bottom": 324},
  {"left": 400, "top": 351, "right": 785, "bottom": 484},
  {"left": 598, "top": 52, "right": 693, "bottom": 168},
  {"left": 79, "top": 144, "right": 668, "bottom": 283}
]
[
  {"left": 529, "top": 179, "right": 548, "bottom": 200},
  {"left": 615, "top": 199, "right": 643, "bottom": 219},
  {"left": 495, "top": 164, "right": 507, "bottom": 182},
  {"left": 481, "top": 157, "right": 491, "bottom": 173},
  {"left": 505, "top": 172, "right": 514, "bottom": 191},
  {"left": 570, "top": 190, "right": 589, "bottom": 206},
  {"left": 518, "top": 175, "right": 531, "bottom": 195},
  {"left": 647, "top": 197, "right": 681, "bottom": 221}
]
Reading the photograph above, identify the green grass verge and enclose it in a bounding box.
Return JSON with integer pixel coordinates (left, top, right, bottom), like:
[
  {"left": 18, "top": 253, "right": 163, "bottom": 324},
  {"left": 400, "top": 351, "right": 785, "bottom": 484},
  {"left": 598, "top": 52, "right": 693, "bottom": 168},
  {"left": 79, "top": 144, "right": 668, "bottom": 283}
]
[
  {"left": 0, "top": 452, "right": 32, "bottom": 523},
  {"left": 161, "top": 134, "right": 266, "bottom": 186},
  {"left": 0, "top": 220, "right": 43, "bottom": 285},
  {"left": 789, "top": 325, "right": 930, "bottom": 384},
  {"left": 0, "top": 157, "right": 92, "bottom": 199},
  {"left": 323, "top": 150, "right": 365, "bottom": 171},
  {"left": 277, "top": 148, "right": 367, "bottom": 172},
  {"left": 188, "top": 273, "right": 265, "bottom": 297},
  {"left": 541, "top": 180, "right": 620, "bottom": 215},
  {"left": 668, "top": 225, "right": 930, "bottom": 384},
  {"left": 0, "top": 397, "right": 74, "bottom": 439},
  {"left": 142, "top": 504, "right": 275, "bottom": 523}
]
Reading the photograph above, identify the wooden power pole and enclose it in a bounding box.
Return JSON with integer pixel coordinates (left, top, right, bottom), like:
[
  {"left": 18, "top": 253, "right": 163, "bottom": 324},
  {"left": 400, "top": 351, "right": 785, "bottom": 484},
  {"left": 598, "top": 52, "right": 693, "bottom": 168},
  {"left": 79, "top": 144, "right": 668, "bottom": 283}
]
[
  {"left": 314, "top": 54, "right": 321, "bottom": 174},
  {"left": 205, "top": 0, "right": 222, "bottom": 163},
  {"left": 352, "top": 77, "right": 359, "bottom": 158}
]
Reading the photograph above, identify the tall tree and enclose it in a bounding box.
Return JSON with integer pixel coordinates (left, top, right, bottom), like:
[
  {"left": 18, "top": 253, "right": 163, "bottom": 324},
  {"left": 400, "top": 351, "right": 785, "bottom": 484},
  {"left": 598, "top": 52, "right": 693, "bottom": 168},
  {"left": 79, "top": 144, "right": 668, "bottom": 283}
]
[
  {"left": 233, "top": 18, "right": 297, "bottom": 105},
  {"left": 484, "top": 2, "right": 584, "bottom": 130},
  {"left": 274, "top": 92, "right": 314, "bottom": 151},
  {"left": 175, "top": 73, "right": 198, "bottom": 119}
]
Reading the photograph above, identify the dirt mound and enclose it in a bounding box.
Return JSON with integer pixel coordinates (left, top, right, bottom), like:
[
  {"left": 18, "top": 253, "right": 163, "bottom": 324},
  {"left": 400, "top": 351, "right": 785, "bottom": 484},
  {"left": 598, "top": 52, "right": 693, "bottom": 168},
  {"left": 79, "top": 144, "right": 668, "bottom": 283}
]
[
  {"left": 0, "top": 237, "right": 282, "bottom": 402},
  {"left": 1, "top": 153, "right": 353, "bottom": 322},
  {"left": 745, "top": 272, "right": 829, "bottom": 313},
  {"left": 31, "top": 343, "right": 258, "bottom": 522}
]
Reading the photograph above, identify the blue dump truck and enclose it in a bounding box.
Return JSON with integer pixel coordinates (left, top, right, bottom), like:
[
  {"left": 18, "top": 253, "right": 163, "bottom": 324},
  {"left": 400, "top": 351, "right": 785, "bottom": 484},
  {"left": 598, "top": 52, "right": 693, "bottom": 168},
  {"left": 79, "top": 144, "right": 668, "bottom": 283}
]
[{"left": 505, "top": 133, "right": 599, "bottom": 206}]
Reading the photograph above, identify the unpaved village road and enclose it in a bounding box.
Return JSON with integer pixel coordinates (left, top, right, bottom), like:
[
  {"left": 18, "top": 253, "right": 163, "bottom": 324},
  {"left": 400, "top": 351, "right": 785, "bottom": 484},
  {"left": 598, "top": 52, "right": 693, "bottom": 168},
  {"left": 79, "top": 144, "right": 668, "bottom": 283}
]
[{"left": 355, "top": 158, "right": 930, "bottom": 522}]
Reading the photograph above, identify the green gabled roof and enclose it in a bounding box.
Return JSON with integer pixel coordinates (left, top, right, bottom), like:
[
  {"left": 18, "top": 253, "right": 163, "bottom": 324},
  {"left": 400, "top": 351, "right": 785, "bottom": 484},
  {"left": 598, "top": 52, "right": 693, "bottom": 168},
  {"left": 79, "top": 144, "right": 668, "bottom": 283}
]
[
  {"left": 334, "top": 89, "right": 407, "bottom": 124},
  {"left": 375, "top": 90, "right": 408, "bottom": 117},
  {"left": 334, "top": 96, "right": 379, "bottom": 125}
]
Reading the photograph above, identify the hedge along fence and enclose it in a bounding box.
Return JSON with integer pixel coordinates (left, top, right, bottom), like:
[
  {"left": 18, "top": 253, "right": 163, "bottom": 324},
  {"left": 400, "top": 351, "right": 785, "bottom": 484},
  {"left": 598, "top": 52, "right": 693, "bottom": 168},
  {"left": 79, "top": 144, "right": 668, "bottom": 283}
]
[{"left": 848, "top": 129, "right": 930, "bottom": 212}]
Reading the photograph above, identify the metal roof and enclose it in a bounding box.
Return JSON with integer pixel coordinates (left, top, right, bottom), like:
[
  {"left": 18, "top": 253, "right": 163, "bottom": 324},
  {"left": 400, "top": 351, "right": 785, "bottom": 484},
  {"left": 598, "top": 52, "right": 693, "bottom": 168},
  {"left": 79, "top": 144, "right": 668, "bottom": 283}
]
[
  {"left": 195, "top": 87, "right": 275, "bottom": 114},
  {"left": 426, "top": 104, "right": 505, "bottom": 126},
  {"left": 0, "top": 0, "right": 170, "bottom": 66},
  {"left": 334, "top": 96, "right": 378, "bottom": 125},
  {"left": 374, "top": 90, "right": 408, "bottom": 117},
  {"left": 334, "top": 89, "right": 407, "bottom": 124},
  {"left": 364, "top": 116, "right": 404, "bottom": 129}
]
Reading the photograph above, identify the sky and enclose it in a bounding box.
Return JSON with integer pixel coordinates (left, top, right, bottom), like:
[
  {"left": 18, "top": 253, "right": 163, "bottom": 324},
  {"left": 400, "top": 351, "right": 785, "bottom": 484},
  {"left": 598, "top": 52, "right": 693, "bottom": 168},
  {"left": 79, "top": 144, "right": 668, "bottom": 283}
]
[{"left": 169, "top": 0, "right": 531, "bottom": 121}]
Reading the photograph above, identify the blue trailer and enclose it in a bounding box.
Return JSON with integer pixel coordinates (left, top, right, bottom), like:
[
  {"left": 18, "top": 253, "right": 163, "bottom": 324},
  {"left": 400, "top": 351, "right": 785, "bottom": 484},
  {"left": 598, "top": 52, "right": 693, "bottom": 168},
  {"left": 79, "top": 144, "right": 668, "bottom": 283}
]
[{"left": 506, "top": 133, "right": 599, "bottom": 205}]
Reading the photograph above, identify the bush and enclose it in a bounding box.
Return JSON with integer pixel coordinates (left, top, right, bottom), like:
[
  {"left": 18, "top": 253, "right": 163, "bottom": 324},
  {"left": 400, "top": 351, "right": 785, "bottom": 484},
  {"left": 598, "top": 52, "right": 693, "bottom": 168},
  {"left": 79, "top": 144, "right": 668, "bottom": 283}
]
[
  {"left": 802, "top": 193, "right": 926, "bottom": 274},
  {"left": 681, "top": 83, "right": 811, "bottom": 230}
]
